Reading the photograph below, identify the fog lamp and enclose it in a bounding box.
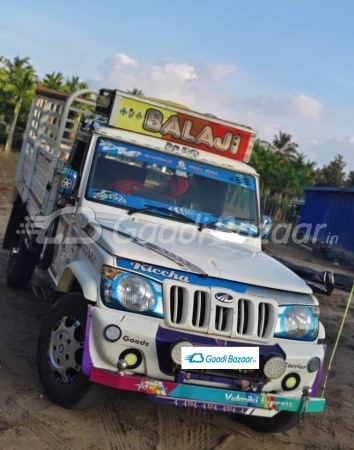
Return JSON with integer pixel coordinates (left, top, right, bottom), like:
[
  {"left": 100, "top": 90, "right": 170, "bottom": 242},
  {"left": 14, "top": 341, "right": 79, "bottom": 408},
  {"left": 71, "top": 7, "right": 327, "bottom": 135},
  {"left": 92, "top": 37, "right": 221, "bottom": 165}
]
[
  {"left": 170, "top": 340, "right": 194, "bottom": 365},
  {"left": 119, "top": 349, "right": 142, "bottom": 370},
  {"left": 282, "top": 373, "right": 301, "bottom": 391},
  {"left": 263, "top": 356, "right": 286, "bottom": 379}
]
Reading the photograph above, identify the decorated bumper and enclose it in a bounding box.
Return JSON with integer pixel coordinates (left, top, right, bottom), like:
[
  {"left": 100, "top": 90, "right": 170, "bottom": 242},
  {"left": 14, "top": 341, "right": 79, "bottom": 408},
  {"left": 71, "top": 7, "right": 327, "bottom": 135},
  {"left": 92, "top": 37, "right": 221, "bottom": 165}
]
[
  {"left": 84, "top": 305, "right": 327, "bottom": 417},
  {"left": 89, "top": 368, "right": 325, "bottom": 415}
]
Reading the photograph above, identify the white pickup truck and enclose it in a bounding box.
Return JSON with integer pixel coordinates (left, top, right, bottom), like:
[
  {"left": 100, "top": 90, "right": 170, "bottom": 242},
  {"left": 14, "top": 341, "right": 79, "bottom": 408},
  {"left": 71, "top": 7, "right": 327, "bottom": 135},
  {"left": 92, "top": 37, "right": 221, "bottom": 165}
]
[{"left": 3, "top": 86, "right": 333, "bottom": 433}]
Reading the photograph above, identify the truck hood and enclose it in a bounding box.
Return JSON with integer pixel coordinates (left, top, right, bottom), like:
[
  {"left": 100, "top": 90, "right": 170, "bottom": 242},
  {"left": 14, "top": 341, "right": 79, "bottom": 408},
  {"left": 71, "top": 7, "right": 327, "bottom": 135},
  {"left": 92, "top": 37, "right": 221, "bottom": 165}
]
[{"left": 93, "top": 213, "right": 312, "bottom": 295}]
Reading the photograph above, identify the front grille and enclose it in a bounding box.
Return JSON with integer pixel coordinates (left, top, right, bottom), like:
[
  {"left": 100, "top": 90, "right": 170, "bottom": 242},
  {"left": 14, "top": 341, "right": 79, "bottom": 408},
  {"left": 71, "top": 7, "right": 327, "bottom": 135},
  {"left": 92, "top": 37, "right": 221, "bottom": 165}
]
[
  {"left": 192, "top": 291, "right": 208, "bottom": 328},
  {"left": 164, "top": 281, "right": 278, "bottom": 342},
  {"left": 170, "top": 286, "right": 184, "bottom": 324}
]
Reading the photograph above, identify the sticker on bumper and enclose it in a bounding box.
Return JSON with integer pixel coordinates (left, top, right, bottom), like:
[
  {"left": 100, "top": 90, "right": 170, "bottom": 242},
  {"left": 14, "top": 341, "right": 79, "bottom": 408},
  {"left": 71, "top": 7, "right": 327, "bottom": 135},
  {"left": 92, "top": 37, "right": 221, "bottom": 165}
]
[{"left": 89, "top": 369, "right": 326, "bottom": 414}]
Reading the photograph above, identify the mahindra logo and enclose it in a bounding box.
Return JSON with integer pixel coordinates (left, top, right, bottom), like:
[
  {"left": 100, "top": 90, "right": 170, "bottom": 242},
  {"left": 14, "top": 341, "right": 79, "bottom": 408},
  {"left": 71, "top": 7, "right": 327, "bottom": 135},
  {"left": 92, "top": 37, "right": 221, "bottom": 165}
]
[{"left": 215, "top": 293, "right": 234, "bottom": 303}]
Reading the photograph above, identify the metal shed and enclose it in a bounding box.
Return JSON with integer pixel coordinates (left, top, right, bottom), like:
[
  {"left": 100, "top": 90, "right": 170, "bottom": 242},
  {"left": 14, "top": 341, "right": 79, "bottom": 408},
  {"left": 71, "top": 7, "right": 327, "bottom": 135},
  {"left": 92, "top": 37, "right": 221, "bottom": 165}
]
[{"left": 300, "top": 186, "right": 354, "bottom": 252}]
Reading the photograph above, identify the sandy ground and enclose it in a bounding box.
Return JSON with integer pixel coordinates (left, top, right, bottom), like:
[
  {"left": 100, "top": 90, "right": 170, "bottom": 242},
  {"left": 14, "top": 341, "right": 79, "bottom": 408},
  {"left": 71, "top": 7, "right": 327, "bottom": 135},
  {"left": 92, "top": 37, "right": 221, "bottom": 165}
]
[{"left": 0, "top": 201, "right": 354, "bottom": 450}]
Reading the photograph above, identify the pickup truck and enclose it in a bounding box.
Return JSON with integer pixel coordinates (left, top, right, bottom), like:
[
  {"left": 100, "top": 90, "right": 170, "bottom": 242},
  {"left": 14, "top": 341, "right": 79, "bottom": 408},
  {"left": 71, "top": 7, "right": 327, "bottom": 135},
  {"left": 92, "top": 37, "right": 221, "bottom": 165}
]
[{"left": 2, "top": 86, "right": 333, "bottom": 433}]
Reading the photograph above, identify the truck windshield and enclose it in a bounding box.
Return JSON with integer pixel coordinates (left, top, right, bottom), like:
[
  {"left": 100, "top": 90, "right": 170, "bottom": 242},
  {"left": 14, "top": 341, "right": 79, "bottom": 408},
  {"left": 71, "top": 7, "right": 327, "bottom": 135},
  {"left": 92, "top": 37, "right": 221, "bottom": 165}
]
[{"left": 86, "top": 138, "right": 259, "bottom": 236}]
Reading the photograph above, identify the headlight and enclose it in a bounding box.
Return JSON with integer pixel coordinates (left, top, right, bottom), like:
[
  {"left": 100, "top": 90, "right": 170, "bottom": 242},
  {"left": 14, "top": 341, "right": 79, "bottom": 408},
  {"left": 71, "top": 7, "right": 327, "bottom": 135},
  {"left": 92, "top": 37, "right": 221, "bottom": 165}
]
[
  {"left": 284, "top": 306, "right": 311, "bottom": 337},
  {"left": 274, "top": 305, "right": 319, "bottom": 341},
  {"left": 118, "top": 274, "right": 154, "bottom": 312},
  {"left": 101, "top": 266, "right": 162, "bottom": 316}
]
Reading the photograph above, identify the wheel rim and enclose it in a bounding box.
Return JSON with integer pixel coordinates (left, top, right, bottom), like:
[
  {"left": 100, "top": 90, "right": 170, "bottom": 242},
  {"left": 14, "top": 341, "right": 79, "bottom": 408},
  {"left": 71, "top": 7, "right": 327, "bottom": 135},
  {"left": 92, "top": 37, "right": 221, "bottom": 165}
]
[{"left": 47, "top": 316, "right": 85, "bottom": 384}]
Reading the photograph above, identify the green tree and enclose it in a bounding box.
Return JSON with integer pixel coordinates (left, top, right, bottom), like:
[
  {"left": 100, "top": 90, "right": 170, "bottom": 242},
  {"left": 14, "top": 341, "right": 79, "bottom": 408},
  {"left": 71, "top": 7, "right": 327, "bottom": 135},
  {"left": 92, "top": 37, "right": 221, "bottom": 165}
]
[
  {"left": 128, "top": 87, "right": 144, "bottom": 96},
  {"left": 345, "top": 170, "right": 354, "bottom": 187},
  {"left": 251, "top": 141, "right": 314, "bottom": 198},
  {"left": 315, "top": 154, "right": 347, "bottom": 187},
  {"left": 272, "top": 131, "right": 299, "bottom": 161},
  {"left": 0, "top": 56, "right": 36, "bottom": 153},
  {"left": 41, "top": 71, "right": 64, "bottom": 90},
  {"left": 64, "top": 76, "right": 89, "bottom": 94}
]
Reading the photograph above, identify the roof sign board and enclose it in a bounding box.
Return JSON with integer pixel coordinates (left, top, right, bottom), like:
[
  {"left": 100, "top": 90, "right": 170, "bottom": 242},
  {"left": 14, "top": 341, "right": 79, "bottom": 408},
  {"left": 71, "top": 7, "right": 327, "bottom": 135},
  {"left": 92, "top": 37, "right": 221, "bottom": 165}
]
[{"left": 106, "top": 93, "right": 257, "bottom": 163}]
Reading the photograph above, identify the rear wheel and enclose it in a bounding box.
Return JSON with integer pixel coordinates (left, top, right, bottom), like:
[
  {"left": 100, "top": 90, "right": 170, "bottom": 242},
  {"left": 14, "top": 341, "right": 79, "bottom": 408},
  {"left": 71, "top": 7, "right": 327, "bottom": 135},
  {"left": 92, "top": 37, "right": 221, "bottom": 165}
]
[
  {"left": 7, "top": 236, "right": 39, "bottom": 289},
  {"left": 236, "top": 411, "right": 299, "bottom": 433},
  {"left": 36, "top": 292, "right": 108, "bottom": 409}
]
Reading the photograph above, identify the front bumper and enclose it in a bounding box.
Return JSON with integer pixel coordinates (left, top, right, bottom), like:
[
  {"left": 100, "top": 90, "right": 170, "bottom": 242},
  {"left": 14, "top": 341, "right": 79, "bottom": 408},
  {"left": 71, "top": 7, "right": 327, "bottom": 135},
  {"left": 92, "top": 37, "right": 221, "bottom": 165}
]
[
  {"left": 84, "top": 305, "right": 326, "bottom": 417},
  {"left": 90, "top": 368, "right": 325, "bottom": 415}
]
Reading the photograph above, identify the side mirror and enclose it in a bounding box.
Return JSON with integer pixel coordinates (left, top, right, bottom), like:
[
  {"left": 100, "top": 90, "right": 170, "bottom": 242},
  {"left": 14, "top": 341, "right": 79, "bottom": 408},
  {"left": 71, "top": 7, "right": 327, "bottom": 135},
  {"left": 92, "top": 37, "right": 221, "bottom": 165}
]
[
  {"left": 261, "top": 215, "right": 272, "bottom": 240},
  {"left": 58, "top": 168, "right": 78, "bottom": 197},
  {"left": 323, "top": 271, "right": 335, "bottom": 296}
]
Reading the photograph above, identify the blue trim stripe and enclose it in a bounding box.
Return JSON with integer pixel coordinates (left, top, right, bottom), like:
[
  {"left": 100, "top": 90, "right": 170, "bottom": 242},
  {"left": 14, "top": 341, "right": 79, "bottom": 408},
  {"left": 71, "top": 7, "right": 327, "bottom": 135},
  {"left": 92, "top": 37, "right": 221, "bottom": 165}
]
[{"left": 116, "top": 258, "right": 248, "bottom": 292}]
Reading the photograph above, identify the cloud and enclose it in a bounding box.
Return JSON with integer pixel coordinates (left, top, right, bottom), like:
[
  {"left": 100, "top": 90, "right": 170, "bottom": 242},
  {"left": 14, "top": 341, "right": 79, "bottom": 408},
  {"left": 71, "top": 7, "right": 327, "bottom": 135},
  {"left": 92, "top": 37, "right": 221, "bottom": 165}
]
[
  {"left": 151, "top": 62, "right": 198, "bottom": 82},
  {"left": 237, "top": 94, "right": 323, "bottom": 121},
  {"left": 292, "top": 95, "right": 323, "bottom": 121},
  {"left": 200, "top": 63, "right": 237, "bottom": 80},
  {"left": 95, "top": 55, "right": 215, "bottom": 111},
  {"left": 114, "top": 53, "right": 139, "bottom": 68}
]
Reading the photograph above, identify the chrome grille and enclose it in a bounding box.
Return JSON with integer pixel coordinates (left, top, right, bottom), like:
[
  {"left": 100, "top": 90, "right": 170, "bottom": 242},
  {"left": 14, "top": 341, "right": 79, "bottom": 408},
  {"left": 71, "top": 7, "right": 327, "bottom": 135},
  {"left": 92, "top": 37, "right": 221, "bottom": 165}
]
[
  {"left": 170, "top": 286, "right": 184, "bottom": 324},
  {"left": 192, "top": 291, "right": 208, "bottom": 328},
  {"left": 164, "top": 281, "right": 278, "bottom": 342}
]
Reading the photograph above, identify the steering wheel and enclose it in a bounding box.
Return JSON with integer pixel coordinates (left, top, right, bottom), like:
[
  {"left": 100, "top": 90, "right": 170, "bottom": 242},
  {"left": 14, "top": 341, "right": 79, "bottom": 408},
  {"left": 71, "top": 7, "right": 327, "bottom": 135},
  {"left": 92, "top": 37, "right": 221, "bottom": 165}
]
[{"left": 107, "top": 180, "right": 147, "bottom": 195}]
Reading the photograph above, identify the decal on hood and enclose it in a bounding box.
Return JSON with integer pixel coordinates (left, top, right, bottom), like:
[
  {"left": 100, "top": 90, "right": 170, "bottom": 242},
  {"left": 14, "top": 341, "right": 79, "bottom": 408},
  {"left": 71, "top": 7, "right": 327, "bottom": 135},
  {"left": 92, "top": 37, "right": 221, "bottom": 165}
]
[
  {"left": 116, "top": 258, "right": 248, "bottom": 292},
  {"left": 100, "top": 224, "right": 206, "bottom": 274}
]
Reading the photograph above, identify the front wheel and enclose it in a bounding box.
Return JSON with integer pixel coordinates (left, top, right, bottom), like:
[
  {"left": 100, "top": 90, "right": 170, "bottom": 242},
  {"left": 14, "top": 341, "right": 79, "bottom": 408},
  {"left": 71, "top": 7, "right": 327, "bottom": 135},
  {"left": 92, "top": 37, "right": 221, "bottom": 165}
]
[
  {"left": 36, "top": 293, "right": 108, "bottom": 409},
  {"left": 236, "top": 411, "right": 299, "bottom": 433}
]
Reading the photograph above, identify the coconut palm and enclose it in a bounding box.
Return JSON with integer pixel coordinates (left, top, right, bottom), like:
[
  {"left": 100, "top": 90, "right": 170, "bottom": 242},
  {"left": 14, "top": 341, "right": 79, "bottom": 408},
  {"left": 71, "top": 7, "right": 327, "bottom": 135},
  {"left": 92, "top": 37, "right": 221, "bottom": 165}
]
[
  {"left": 272, "top": 131, "right": 299, "bottom": 161},
  {"left": 64, "top": 76, "right": 89, "bottom": 94},
  {"left": 0, "top": 56, "right": 36, "bottom": 153},
  {"left": 41, "top": 71, "right": 64, "bottom": 91}
]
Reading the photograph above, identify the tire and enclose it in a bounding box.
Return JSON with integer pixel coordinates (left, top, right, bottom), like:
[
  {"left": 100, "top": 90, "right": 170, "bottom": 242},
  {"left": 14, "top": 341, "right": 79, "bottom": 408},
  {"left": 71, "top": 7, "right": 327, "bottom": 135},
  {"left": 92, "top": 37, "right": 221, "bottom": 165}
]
[
  {"left": 7, "top": 236, "right": 39, "bottom": 289},
  {"left": 2, "top": 195, "right": 27, "bottom": 250},
  {"left": 236, "top": 411, "right": 299, "bottom": 434},
  {"left": 36, "top": 292, "right": 109, "bottom": 409}
]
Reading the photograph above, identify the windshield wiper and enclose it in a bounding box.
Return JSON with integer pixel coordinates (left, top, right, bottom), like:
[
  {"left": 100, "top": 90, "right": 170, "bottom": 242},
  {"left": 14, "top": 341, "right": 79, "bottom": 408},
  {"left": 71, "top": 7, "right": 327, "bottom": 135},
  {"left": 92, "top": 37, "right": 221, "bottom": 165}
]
[
  {"left": 127, "top": 205, "right": 196, "bottom": 224},
  {"left": 198, "top": 218, "right": 220, "bottom": 231}
]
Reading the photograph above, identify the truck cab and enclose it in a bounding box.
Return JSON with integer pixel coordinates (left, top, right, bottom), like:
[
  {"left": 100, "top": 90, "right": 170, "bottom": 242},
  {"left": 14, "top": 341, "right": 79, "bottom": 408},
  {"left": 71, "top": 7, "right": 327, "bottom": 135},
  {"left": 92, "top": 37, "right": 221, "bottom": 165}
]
[{"left": 3, "top": 87, "right": 329, "bottom": 433}]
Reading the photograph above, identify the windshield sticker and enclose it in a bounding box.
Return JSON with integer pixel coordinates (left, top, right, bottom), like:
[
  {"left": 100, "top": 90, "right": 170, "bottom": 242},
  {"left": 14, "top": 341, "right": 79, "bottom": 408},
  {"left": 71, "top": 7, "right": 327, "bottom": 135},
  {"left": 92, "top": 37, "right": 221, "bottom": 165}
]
[
  {"left": 87, "top": 189, "right": 259, "bottom": 237},
  {"left": 165, "top": 142, "right": 200, "bottom": 159},
  {"left": 91, "top": 189, "right": 127, "bottom": 203},
  {"left": 97, "top": 139, "right": 255, "bottom": 191}
]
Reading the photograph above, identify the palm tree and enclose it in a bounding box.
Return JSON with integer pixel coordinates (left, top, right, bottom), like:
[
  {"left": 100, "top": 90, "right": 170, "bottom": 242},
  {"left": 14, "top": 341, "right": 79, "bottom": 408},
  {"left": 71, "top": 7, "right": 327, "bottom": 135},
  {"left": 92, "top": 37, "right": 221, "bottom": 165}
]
[
  {"left": 272, "top": 131, "right": 299, "bottom": 161},
  {"left": 64, "top": 76, "right": 89, "bottom": 94},
  {"left": 128, "top": 88, "right": 144, "bottom": 96},
  {"left": 41, "top": 71, "right": 64, "bottom": 91},
  {"left": 0, "top": 56, "right": 36, "bottom": 153}
]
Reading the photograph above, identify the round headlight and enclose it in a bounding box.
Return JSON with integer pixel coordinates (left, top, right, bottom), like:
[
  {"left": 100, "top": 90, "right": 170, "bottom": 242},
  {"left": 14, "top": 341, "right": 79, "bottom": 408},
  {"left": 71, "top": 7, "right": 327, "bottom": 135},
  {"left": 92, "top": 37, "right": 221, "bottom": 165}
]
[
  {"left": 263, "top": 356, "right": 286, "bottom": 379},
  {"left": 284, "top": 306, "right": 311, "bottom": 338},
  {"left": 170, "top": 340, "right": 194, "bottom": 365},
  {"left": 117, "top": 275, "right": 154, "bottom": 312}
]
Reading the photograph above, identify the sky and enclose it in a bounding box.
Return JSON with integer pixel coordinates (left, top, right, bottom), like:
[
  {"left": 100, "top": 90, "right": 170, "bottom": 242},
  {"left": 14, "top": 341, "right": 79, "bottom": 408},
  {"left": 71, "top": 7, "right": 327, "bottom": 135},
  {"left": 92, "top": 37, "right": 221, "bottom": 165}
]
[{"left": 1, "top": 0, "right": 354, "bottom": 170}]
